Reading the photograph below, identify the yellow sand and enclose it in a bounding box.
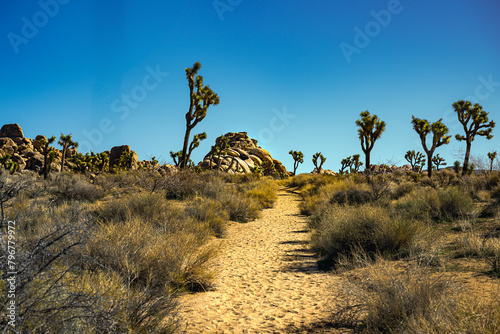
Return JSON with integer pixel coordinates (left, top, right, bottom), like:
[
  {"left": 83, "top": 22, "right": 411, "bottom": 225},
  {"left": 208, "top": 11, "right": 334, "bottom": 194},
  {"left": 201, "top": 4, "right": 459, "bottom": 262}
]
[{"left": 176, "top": 189, "right": 347, "bottom": 333}]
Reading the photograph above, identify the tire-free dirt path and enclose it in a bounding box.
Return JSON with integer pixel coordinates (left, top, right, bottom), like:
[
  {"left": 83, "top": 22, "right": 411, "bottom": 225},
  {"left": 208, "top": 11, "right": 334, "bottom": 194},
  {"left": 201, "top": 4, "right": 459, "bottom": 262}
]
[{"left": 176, "top": 189, "right": 345, "bottom": 333}]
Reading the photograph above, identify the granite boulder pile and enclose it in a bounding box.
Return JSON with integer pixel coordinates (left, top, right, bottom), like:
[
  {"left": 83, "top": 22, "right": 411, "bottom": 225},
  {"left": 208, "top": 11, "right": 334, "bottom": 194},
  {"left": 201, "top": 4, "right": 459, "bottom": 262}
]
[{"left": 199, "top": 132, "right": 288, "bottom": 175}]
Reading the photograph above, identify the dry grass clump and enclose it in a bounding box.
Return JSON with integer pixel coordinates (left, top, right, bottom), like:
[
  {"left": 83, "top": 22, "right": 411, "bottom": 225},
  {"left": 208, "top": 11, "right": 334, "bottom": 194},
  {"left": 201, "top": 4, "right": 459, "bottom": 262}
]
[
  {"left": 312, "top": 204, "right": 421, "bottom": 269},
  {"left": 88, "top": 216, "right": 217, "bottom": 291},
  {"left": 49, "top": 172, "right": 105, "bottom": 202},
  {"left": 185, "top": 196, "right": 229, "bottom": 237},
  {"left": 454, "top": 231, "right": 500, "bottom": 275},
  {"left": 394, "top": 186, "right": 476, "bottom": 223},
  {"left": 334, "top": 259, "right": 500, "bottom": 333}
]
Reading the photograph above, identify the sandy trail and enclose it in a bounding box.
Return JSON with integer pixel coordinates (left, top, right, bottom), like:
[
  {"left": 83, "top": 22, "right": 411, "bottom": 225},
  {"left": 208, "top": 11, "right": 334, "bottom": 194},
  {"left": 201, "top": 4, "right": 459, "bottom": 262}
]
[{"left": 176, "top": 189, "right": 345, "bottom": 333}]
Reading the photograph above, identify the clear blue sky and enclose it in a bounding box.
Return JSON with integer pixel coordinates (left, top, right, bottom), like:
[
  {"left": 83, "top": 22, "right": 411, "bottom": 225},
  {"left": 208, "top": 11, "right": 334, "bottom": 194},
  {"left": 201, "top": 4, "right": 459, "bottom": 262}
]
[{"left": 1, "top": 0, "right": 499, "bottom": 173}]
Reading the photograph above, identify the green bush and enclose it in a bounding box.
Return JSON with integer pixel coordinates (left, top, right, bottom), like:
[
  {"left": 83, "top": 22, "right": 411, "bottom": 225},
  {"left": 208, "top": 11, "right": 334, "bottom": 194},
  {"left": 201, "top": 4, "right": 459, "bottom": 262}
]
[
  {"left": 330, "top": 188, "right": 374, "bottom": 205},
  {"left": 312, "top": 204, "right": 419, "bottom": 269},
  {"left": 394, "top": 187, "right": 475, "bottom": 223},
  {"left": 50, "top": 172, "right": 104, "bottom": 202},
  {"left": 185, "top": 196, "right": 229, "bottom": 237}
]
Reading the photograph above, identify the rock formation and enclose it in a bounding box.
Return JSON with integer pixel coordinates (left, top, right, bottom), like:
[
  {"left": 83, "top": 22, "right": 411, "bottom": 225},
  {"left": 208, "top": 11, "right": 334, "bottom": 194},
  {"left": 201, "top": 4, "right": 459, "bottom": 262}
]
[
  {"left": 0, "top": 123, "right": 145, "bottom": 175},
  {"left": 108, "top": 145, "right": 139, "bottom": 172},
  {"left": 199, "top": 132, "right": 288, "bottom": 175}
]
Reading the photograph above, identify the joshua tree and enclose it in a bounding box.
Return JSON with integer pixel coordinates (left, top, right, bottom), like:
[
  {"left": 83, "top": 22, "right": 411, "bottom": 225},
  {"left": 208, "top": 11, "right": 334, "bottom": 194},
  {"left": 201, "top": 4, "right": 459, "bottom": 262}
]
[
  {"left": 170, "top": 151, "right": 182, "bottom": 167},
  {"left": 40, "top": 136, "right": 56, "bottom": 179},
  {"left": 186, "top": 132, "right": 207, "bottom": 166},
  {"left": 453, "top": 100, "right": 495, "bottom": 176},
  {"left": 349, "top": 154, "right": 363, "bottom": 173},
  {"left": 355, "top": 111, "right": 386, "bottom": 171},
  {"left": 208, "top": 135, "right": 229, "bottom": 170},
  {"left": 70, "top": 151, "right": 108, "bottom": 173},
  {"left": 58, "top": 133, "right": 78, "bottom": 172},
  {"left": 488, "top": 151, "right": 497, "bottom": 172},
  {"left": 432, "top": 154, "right": 446, "bottom": 171},
  {"left": 411, "top": 116, "right": 451, "bottom": 177},
  {"left": 405, "top": 150, "right": 426, "bottom": 173},
  {"left": 339, "top": 156, "right": 351, "bottom": 175},
  {"left": 312, "top": 152, "right": 326, "bottom": 171},
  {"left": 114, "top": 151, "right": 135, "bottom": 172},
  {"left": 289, "top": 150, "right": 304, "bottom": 175},
  {"left": 0, "top": 154, "right": 19, "bottom": 175},
  {"left": 453, "top": 161, "right": 461, "bottom": 175},
  {"left": 180, "top": 62, "right": 220, "bottom": 168}
]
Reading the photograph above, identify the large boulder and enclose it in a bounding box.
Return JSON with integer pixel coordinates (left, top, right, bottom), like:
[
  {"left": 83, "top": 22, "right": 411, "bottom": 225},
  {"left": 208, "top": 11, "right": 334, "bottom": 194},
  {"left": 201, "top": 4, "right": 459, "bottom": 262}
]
[
  {"left": 33, "top": 135, "right": 47, "bottom": 150},
  {"left": 200, "top": 132, "right": 287, "bottom": 175},
  {"left": 0, "top": 138, "right": 18, "bottom": 155},
  {"left": 109, "top": 145, "right": 138, "bottom": 172},
  {"left": 11, "top": 154, "right": 26, "bottom": 171},
  {"left": 25, "top": 151, "right": 44, "bottom": 172},
  {"left": 0, "top": 124, "right": 24, "bottom": 139}
]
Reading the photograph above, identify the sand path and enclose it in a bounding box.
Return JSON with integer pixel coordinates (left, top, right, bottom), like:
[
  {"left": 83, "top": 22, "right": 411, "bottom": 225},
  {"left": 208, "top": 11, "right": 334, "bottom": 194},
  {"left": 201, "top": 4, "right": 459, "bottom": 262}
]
[{"left": 176, "top": 188, "right": 346, "bottom": 333}]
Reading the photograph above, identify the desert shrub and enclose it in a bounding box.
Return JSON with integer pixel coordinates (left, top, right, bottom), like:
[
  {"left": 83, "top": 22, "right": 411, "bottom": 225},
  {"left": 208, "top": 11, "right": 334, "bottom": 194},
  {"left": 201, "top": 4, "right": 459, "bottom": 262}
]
[
  {"left": 484, "top": 171, "right": 500, "bottom": 190},
  {"left": 216, "top": 188, "right": 261, "bottom": 223},
  {"left": 453, "top": 231, "right": 484, "bottom": 257},
  {"left": 185, "top": 196, "right": 229, "bottom": 237},
  {"left": 433, "top": 169, "right": 458, "bottom": 188},
  {"left": 439, "top": 187, "right": 476, "bottom": 220},
  {"left": 94, "top": 171, "right": 138, "bottom": 189},
  {"left": 330, "top": 188, "right": 374, "bottom": 205},
  {"left": 334, "top": 260, "right": 465, "bottom": 333},
  {"left": 312, "top": 204, "right": 419, "bottom": 269},
  {"left": 298, "top": 179, "right": 349, "bottom": 216},
  {"left": 164, "top": 170, "right": 203, "bottom": 199},
  {"left": 49, "top": 172, "right": 104, "bottom": 202},
  {"left": 482, "top": 238, "right": 500, "bottom": 275},
  {"left": 390, "top": 181, "right": 415, "bottom": 199},
  {"left": 394, "top": 187, "right": 442, "bottom": 222},
  {"left": 240, "top": 178, "right": 278, "bottom": 208},
  {"left": 96, "top": 192, "right": 168, "bottom": 224},
  {"left": 87, "top": 216, "right": 216, "bottom": 291},
  {"left": 419, "top": 176, "right": 438, "bottom": 188},
  {"left": 0, "top": 211, "right": 121, "bottom": 333},
  {"left": 491, "top": 185, "right": 500, "bottom": 202},
  {"left": 394, "top": 187, "right": 475, "bottom": 223}
]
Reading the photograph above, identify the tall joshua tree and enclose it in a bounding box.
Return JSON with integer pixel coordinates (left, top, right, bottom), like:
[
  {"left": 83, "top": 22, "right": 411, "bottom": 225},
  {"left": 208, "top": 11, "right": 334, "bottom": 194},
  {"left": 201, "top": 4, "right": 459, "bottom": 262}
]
[
  {"left": 40, "top": 136, "right": 56, "bottom": 179},
  {"left": 453, "top": 100, "right": 495, "bottom": 176},
  {"left": 58, "top": 133, "right": 78, "bottom": 172},
  {"left": 411, "top": 116, "right": 451, "bottom": 177},
  {"left": 355, "top": 111, "right": 386, "bottom": 172},
  {"left": 180, "top": 62, "right": 220, "bottom": 168},
  {"left": 289, "top": 150, "right": 304, "bottom": 175},
  {"left": 488, "top": 151, "right": 497, "bottom": 172}
]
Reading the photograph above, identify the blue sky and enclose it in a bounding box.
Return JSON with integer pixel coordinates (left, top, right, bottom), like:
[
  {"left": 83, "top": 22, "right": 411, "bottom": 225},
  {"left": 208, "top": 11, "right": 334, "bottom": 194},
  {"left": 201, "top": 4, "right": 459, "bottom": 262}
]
[{"left": 1, "top": 0, "right": 499, "bottom": 173}]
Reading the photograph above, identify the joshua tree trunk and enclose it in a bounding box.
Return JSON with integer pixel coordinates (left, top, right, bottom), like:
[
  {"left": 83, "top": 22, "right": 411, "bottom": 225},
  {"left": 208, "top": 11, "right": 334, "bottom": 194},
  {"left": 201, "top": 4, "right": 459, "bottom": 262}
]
[
  {"left": 462, "top": 141, "right": 471, "bottom": 176},
  {"left": 427, "top": 153, "right": 433, "bottom": 178},
  {"left": 364, "top": 149, "right": 371, "bottom": 173},
  {"left": 180, "top": 124, "right": 192, "bottom": 168}
]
